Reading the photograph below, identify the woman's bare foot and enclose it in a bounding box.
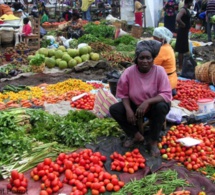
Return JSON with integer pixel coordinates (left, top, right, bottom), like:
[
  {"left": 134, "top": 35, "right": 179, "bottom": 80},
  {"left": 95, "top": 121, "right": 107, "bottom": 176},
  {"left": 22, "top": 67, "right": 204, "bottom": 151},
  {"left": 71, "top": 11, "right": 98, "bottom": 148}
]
[
  {"left": 123, "top": 132, "right": 144, "bottom": 148},
  {"left": 149, "top": 141, "right": 160, "bottom": 157}
]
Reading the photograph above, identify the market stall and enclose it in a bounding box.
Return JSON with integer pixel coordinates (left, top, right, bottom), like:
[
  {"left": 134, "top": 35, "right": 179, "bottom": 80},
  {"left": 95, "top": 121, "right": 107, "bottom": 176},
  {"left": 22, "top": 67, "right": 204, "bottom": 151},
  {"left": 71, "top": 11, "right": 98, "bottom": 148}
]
[{"left": 0, "top": 19, "right": 215, "bottom": 195}]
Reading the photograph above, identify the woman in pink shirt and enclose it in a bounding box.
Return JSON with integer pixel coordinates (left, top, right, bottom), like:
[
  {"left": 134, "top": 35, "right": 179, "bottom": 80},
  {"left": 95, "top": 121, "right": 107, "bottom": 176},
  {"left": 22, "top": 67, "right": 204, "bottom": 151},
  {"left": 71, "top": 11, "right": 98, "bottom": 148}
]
[
  {"left": 109, "top": 40, "right": 172, "bottom": 157},
  {"left": 22, "top": 17, "right": 32, "bottom": 36}
]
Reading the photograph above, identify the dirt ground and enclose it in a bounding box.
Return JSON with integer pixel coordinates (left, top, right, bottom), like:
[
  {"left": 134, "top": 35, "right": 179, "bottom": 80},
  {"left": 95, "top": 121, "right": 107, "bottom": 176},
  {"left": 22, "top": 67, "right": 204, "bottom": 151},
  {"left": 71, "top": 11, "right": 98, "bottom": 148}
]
[
  {"left": 0, "top": 70, "right": 110, "bottom": 89},
  {"left": 0, "top": 44, "right": 214, "bottom": 88}
]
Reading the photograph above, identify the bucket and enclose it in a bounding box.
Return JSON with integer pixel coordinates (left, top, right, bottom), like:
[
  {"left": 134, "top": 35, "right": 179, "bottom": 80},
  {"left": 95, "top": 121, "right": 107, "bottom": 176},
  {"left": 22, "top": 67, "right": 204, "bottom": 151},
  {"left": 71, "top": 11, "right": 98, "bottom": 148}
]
[
  {"left": 108, "top": 79, "right": 118, "bottom": 97},
  {"left": 4, "top": 54, "right": 13, "bottom": 62},
  {"left": 197, "top": 98, "right": 215, "bottom": 113}
]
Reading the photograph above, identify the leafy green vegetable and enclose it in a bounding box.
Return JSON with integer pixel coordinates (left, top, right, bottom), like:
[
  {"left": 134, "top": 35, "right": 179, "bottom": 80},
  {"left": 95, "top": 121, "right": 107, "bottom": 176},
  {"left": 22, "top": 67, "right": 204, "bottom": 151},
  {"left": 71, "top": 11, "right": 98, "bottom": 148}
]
[
  {"left": 78, "top": 34, "right": 99, "bottom": 44},
  {"left": 29, "top": 54, "right": 45, "bottom": 66},
  {"left": 114, "top": 35, "right": 138, "bottom": 45},
  {"left": 116, "top": 43, "right": 136, "bottom": 52},
  {"left": 83, "top": 23, "right": 114, "bottom": 38}
]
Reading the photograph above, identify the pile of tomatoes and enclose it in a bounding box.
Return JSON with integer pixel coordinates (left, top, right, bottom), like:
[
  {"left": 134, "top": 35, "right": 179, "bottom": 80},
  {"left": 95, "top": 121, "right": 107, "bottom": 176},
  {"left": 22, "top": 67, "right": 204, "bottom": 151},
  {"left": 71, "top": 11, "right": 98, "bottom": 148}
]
[
  {"left": 70, "top": 94, "right": 95, "bottom": 110},
  {"left": 86, "top": 82, "right": 103, "bottom": 89},
  {"left": 159, "top": 123, "right": 215, "bottom": 171},
  {"left": 174, "top": 80, "right": 215, "bottom": 111},
  {"left": 110, "top": 149, "right": 146, "bottom": 174},
  {"left": 31, "top": 149, "right": 125, "bottom": 195},
  {"left": 7, "top": 170, "right": 28, "bottom": 194}
]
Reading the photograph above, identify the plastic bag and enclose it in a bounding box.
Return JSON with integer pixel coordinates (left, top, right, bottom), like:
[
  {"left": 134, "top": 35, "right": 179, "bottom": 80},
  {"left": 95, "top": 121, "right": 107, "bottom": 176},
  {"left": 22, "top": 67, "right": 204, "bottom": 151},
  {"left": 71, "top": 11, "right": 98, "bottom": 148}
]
[
  {"left": 106, "top": 14, "right": 118, "bottom": 22},
  {"left": 181, "top": 54, "right": 197, "bottom": 79},
  {"left": 166, "top": 107, "right": 183, "bottom": 123}
]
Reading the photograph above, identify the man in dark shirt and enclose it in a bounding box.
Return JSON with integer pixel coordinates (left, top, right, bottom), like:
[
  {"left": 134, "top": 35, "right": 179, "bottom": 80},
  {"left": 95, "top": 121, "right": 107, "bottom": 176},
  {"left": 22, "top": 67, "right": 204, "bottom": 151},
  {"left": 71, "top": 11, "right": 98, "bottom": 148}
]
[
  {"left": 62, "top": 7, "right": 72, "bottom": 21},
  {"left": 12, "top": 0, "right": 24, "bottom": 11}
]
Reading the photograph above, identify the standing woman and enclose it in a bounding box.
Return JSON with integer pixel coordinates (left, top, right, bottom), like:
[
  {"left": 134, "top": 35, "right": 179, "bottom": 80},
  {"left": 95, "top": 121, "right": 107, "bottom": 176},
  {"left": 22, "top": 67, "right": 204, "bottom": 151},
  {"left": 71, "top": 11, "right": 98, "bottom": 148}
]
[
  {"left": 134, "top": 0, "right": 146, "bottom": 27},
  {"left": 175, "top": 0, "right": 193, "bottom": 70},
  {"left": 163, "top": 0, "right": 179, "bottom": 32},
  {"left": 206, "top": 0, "right": 215, "bottom": 42}
]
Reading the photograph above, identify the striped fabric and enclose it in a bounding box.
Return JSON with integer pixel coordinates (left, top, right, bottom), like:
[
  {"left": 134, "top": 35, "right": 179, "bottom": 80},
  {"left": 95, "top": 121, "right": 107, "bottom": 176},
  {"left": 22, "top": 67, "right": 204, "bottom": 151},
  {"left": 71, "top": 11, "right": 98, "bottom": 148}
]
[
  {"left": 93, "top": 88, "right": 118, "bottom": 118},
  {"left": 206, "top": 0, "right": 215, "bottom": 14}
]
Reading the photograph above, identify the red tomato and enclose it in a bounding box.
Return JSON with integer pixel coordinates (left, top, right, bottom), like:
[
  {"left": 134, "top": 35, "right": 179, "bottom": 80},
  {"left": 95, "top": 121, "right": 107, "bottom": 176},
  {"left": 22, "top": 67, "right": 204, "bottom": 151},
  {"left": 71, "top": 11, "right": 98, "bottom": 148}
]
[
  {"left": 17, "top": 186, "right": 26, "bottom": 193},
  {"left": 44, "top": 158, "right": 52, "bottom": 165},
  {"left": 40, "top": 190, "right": 49, "bottom": 195},
  {"left": 11, "top": 170, "right": 19, "bottom": 180},
  {"left": 106, "top": 183, "right": 114, "bottom": 191}
]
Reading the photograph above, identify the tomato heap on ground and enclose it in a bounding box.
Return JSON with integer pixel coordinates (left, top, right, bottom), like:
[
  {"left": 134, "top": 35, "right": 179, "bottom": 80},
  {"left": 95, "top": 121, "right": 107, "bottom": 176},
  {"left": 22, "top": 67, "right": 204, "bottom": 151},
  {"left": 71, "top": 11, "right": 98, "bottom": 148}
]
[
  {"left": 7, "top": 170, "right": 28, "bottom": 194},
  {"left": 70, "top": 94, "right": 95, "bottom": 110},
  {"left": 30, "top": 149, "right": 125, "bottom": 195},
  {"left": 110, "top": 149, "right": 146, "bottom": 173},
  {"left": 159, "top": 124, "right": 215, "bottom": 171},
  {"left": 174, "top": 80, "right": 215, "bottom": 111}
]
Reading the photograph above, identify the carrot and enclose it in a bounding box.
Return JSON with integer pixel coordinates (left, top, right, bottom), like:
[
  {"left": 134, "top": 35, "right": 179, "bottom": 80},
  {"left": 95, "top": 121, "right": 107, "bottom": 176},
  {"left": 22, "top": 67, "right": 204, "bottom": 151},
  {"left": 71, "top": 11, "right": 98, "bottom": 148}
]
[
  {"left": 201, "top": 171, "right": 207, "bottom": 175},
  {"left": 7, "top": 104, "right": 20, "bottom": 108}
]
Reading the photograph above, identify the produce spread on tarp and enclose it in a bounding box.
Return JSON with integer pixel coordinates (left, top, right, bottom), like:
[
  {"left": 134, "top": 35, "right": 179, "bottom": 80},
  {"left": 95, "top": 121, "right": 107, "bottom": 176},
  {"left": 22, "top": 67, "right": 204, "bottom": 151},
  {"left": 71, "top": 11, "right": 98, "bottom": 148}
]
[{"left": 0, "top": 14, "right": 215, "bottom": 195}]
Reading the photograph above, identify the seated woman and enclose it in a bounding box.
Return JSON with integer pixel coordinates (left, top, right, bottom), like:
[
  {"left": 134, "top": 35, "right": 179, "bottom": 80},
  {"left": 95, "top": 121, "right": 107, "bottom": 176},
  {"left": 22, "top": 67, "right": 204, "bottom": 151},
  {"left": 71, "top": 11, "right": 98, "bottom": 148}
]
[
  {"left": 153, "top": 27, "right": 178, "bottom": 96},
  {"left": 109, "top": 40, "right": 172, "bottom": 157},
  {"left": 67, "top": 12, "right": 84, "bottom": 39}
]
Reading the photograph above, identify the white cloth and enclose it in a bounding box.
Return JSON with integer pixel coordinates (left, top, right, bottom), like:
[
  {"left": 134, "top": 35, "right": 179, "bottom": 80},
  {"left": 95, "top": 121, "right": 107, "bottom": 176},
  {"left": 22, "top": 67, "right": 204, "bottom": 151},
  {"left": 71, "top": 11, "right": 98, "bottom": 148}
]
[{"left": 153, "top": 26, "right": 173, "bottom": 44}]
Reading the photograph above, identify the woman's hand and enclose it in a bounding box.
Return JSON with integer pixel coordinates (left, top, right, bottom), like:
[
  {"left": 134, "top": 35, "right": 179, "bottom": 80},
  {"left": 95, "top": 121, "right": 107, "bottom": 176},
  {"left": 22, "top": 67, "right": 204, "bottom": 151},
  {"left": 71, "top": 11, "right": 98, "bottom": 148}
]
[
  {"left": 136, "top": 100, "right": 150, "bottom": 118},
  {"left": 126, "top": 109, "right": 137, "bottom": 125}
]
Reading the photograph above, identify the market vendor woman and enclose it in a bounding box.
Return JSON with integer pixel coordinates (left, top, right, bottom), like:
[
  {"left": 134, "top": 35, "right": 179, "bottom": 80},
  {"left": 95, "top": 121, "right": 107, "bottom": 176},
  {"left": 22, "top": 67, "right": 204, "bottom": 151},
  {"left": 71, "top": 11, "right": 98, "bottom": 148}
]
[
  {"left": 109, "top": 40, "right": 172, "bottom": 157},
  {"left": 68, "top": 12, "right": 84, "bottom": 39}
]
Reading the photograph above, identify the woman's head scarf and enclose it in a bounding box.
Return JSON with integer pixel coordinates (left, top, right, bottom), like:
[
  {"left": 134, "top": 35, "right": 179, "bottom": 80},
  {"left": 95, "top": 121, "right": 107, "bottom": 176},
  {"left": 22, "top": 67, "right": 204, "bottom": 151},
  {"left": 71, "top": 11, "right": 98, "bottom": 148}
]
[
  {"left": 135, "top": 40, "right": 162, "bottom": 62},
  {"left": 153, "top": 27, "right": 173, "bottom": 44}
]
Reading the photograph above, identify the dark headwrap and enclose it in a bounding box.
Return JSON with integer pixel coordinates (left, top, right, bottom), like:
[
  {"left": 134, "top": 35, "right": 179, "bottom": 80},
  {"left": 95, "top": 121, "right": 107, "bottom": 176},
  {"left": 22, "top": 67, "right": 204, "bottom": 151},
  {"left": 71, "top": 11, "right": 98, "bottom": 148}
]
[{"left": 135, "top": 40, "right": 162, "bottom": 62}]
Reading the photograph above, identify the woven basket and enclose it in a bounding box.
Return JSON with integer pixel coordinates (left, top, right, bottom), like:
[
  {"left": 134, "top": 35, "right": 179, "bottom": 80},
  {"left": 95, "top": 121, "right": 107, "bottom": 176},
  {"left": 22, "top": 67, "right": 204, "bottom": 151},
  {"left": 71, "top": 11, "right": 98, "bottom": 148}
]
[
  {"left": 1, "top": 30, "right": 14, "bottom": 43},
  {"left": 131, "top": 25, "right": 143, "bottom": 38},
  {"left": 208, "top": 61, "right": 215, "bottom": 85},
  {"left": 31, "top": 63, "right": 45, "bottom": 73},
  {"left": 195, "top": 62, "right": 211, "bottom": 83},
  {"left": 195, "top": 61, "right": 215, "bottom": 84}
]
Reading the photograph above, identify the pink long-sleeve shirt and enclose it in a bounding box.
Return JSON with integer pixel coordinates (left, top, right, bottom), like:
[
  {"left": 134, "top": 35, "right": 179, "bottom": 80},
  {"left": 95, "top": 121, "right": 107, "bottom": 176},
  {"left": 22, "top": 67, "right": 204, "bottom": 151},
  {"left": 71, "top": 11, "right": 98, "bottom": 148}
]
[
  {"left": 116, "top": 64, "right": 172, "bottom": 106},
  {"left": 22, "top": 24, "right": 32, "bottom": 36}
]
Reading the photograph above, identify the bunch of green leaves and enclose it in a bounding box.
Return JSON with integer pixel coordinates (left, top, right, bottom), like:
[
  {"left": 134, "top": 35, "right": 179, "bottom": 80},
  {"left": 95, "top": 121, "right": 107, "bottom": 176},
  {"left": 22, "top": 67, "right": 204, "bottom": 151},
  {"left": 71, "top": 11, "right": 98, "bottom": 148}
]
[
  {"left": 40, "top": 39, "right": 52, "bottom": 48},
  {"left": 65, "top": 110, "right": 97, "bottom": 123},
  {"left": 114, "top": 35, "right": 138, "bottom": 46},
  {"left": 29, "top": 54, "right": 45, "bottom": 66},
  {"left": 78, "top": 34, "right": 99, "bottom": 44},
  {"left": 144, "top": 27, "right": 155, "bottom": 35},
  {"left": 116, "top": 43, "right": 135, "bottom": 52},
  {"left": 97, "top": 37, "right": 115, "bottom": 45},
  {"left": 47, "top": 30, "right": 58, "bottom": 36},
  {"left": 0, "top": 110, "right": 32, "bottom": 163},
  {"left": 69, "top": 39, "right": 79, "bottom": 48},
  {"left": 87, "top": 118, "right": 122, "bottom": 139},
  {"left": 27, "top": 108, "right": 59, "bottom": 143},
  {"left": 53, "top": 121, "right": 90, "bottom": 147},
  {"left": 0, "top": 64, "right": 16, "bottom": 74},
  {"left": 83, "top": 23, "right": 114, "bottom": 38},
  {"left": 190, "top": 33, "right": 208, "bottom": 42}
]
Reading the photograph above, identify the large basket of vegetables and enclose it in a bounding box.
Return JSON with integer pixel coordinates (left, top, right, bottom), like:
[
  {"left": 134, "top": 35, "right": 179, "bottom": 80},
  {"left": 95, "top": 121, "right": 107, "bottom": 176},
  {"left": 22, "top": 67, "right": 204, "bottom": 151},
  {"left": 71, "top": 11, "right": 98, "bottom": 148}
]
[{"left": 29, "top": 54, "right": 46, "bottom": 73}]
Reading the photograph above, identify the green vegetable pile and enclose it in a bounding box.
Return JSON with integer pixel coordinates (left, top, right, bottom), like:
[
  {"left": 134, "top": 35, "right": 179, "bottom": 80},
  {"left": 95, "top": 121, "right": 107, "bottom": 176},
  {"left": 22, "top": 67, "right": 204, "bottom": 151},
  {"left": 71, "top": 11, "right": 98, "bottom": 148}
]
[
  {"left": 83, "top": 23, "right": 115, "bottom": 38},
  {"left": 29, "top": 54, "right": 45, "bottom": 66},
  {"left": 28, "top": 109, "right": 122, "bottom": 147},
  {"left": 113, "top": 169, "right": 191, "bottom": 195},
  {"left": 2, "top": 84, "right": 30, "bottom": 93}
]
